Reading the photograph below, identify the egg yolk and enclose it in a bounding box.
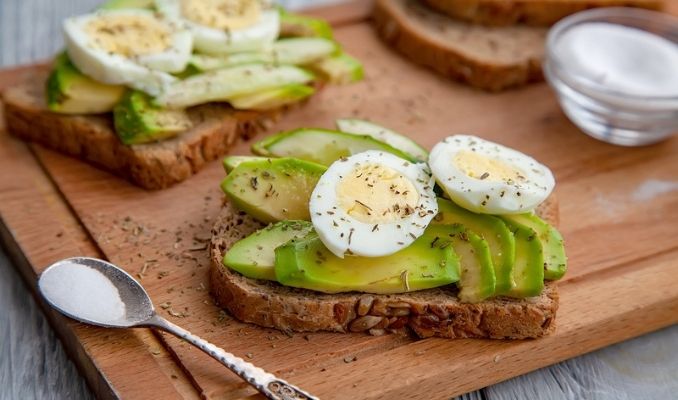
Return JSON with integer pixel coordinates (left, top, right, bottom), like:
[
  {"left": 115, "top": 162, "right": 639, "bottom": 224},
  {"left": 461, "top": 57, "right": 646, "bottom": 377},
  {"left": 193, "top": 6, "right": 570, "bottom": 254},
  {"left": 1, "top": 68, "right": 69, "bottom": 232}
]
[
  {"left": 453, "top": 150, "right": 525, "bottom": 183},
  {"left": 336, "top": 163, "right": 419, "bottom": 224},
  {"left": 181, "top": 0, "right": 261, "bottom": 30},
  {"left": 86, "top": 15, "right": 171, "bottom": 57}
]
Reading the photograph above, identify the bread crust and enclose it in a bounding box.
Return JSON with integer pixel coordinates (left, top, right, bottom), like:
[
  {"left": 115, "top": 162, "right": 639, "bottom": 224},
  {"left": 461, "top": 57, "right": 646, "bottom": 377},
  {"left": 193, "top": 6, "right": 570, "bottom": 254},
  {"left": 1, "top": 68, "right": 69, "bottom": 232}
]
[
  {"left": 1, "top": 70, "right": 299, "bottom": 190},
  {"left": 210, "top": 197, "right": 560, "bottom": 339},
  {"left": 373, "top": 0, "right": 547, "bottom": 91},
  {"left": 421, "top": 0, "right": 663, "bottom": 27}
]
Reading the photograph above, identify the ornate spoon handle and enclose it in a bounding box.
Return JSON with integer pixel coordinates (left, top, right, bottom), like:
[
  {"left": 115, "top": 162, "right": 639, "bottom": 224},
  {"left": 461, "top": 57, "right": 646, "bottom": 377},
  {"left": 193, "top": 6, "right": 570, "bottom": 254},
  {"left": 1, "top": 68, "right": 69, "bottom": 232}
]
[{"left": 146, "top": 314, "right": 318, "bottom": 400}]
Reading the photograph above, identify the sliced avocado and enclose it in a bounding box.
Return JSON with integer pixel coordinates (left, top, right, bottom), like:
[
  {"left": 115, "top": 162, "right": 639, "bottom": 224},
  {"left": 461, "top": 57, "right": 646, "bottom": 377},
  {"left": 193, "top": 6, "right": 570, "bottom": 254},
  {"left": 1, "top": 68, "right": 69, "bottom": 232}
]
[
  {"left": 46, "top": 53, "right": 125, "bottom": 114},
  {"left": 272, "top": 38, "right": 338, "bottom": 65},
  {"left": 99, "top": 0, "right": 154, "bottom": 9},
  {"left": 223, "top": 220, "right": 313, "bottom": 281},
  {"left": 154, "top": 64, "right": 315, "bottom": 109},
  {"left": 502, "top": 213, "right": 566, "bottom": 280},
  {"left": 251, "top": 128, "right": 418, "bottom": 165},
  {"left": 113, "top": 90, "right": 192, "bottom": 145},
  {"left": 229, "top": 84, "right": 315, "bottom": 111},
  {"left": 335, "top": 118, "right": 428, "bottom": 161},
  {"left": 189, "top": 53, "right": 269, "bottom": 72},
  {"left": 308, "top": 53, "right": 364, "bottom": 84},
  {"left": 434, "top": 198, "right": 515, "bottom": 295},
  {"left": 220, "top": 157, "right": 326, "bottom": 223},
  {"left": 445, "top": 224, "right": 496, "bottom": 303},
  {"left": 501, "top": 219, "right": 545, "bottom": 298},
  {"left": 279, "top": 9, "right": 334, "bottom": 39},
  {"left": 222, "top": 156, "right": 269, "bottom": 173},
  {"left": 274, "top": 224, "right": 460, "bottom": 294},
  {"left": 189, "top": 38, "right": 337, "bottom": 72}
]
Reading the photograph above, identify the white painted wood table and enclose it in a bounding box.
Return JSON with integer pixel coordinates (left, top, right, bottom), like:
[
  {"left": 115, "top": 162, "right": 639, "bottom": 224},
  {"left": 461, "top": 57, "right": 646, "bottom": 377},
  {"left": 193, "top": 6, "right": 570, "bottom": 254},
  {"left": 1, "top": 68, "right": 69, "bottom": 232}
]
[{"left": 0, "top": 0, "right": 676, "bottom": 399}]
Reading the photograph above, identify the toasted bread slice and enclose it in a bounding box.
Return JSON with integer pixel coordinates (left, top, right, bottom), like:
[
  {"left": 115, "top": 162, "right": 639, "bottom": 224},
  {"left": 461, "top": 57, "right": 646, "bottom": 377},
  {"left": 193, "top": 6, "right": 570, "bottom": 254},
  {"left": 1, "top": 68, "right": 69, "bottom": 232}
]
[
  {"left": 421, "top": 0, "right": 663, "bottom": 27},
  {"left": 373, "top": 0, "right": 548, "bottom": 91},
  {"left": 1, "top": 70, "right": 298, "bottom": 190},
  {"left": 210, "top": 196, "right": 559, "bottom": 339}
]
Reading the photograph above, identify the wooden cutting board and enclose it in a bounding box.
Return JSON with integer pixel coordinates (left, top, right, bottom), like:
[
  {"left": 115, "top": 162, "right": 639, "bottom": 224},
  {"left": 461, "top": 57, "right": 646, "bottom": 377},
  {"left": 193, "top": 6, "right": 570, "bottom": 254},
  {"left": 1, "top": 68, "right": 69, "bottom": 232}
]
[{"left": 1, "top": 2, "right": 677, "bottom": 399}]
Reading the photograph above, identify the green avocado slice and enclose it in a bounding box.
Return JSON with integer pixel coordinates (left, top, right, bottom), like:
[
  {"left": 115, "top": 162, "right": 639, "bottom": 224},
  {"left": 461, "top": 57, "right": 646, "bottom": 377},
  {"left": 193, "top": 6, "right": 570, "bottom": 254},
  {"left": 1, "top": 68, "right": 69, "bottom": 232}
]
[
  {"left": 251, "top": 128, "right": 418, "bottom": 165},
  {"left": 46, "top": 53, "right": 125, "bottom": 114},
  {"left": 502, "top": 213, "right": 567, "bottom": 280},
  {"left": 274, "top": 224, "right": 460, "bottom": 294},
  {"left": 444, "top": 224, "right": 496, "bottom": 303},
  {"left": 189, "top": 38, "right": 338, "bottom": 72},
  {"left": 154, "top": 64, "right": 315, "bottom": 109},
  {"left": 307, "top": 52, "right": 364, "bottom": 84},
  {"left": 501, "top": 219, "right": 545, "bottom": 298},
  {"left": 335, "top": 118, "right": 428, "bottom": 162},
  {"left": 221, "top": 157, "right": 326, "bottom": 223},
  {"left": 188, "top": 53, "right": 268, "bottom": 72},
  {"left": 229, "top": 84, "right": 315, "bottom": 111},
  {"left": 271, "top": 38, "right": 338, "bottom": 65},
  {"left": 113, "top": 90, "right": 192, "bottom": 145},
  {"left": 223, "top": 220, "right": 313, "bottom": 281},
  {"left": 434, "top": 198, "right": 515, "bottom": 295}
]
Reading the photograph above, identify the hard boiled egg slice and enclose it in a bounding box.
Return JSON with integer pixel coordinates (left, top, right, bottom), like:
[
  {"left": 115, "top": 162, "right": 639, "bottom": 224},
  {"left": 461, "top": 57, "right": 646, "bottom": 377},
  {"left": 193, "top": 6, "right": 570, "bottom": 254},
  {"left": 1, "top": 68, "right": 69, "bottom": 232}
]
[
  {"left": 310, "top": 151, "right": 438, "bottom": 258},
  {"left": 156, "top": 0, "right": 280, "bottom": 55},
  {"left": 429, "top": 135, "right": 555, "bottom": 214},
  {"left": 63, "top": 9, "right": 192, "bottom": 96}
]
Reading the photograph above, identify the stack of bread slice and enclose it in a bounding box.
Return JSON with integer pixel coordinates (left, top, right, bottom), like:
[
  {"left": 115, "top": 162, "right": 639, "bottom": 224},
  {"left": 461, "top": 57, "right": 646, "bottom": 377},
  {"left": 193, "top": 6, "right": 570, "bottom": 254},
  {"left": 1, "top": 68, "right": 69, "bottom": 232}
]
[{"left": 373, "top": 0, "right": 663, "bottom": 91}]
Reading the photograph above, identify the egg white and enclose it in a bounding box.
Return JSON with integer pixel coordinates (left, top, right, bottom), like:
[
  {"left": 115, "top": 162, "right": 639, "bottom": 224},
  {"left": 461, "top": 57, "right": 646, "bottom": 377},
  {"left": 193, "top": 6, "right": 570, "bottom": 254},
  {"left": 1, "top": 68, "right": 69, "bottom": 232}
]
[
  {"left": 309, "top": 151, "right": 438, "bottom": 258},
  {"left": 156, "top": 0, "right": 279, "bottom": 55},
  {"left": 63, "top": 9, "right": 192, "bottom": 96},
  {"left": 429, "top": 135, "right": 555, "bottom": 214}
]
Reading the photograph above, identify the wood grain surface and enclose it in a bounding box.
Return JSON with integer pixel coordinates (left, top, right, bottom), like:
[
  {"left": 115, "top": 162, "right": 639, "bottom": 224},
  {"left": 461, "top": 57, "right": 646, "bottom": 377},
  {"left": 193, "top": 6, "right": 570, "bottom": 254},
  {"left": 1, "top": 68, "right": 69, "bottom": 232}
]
[{"left": 1, "top": 1, "right": 678, "bottom": 400}]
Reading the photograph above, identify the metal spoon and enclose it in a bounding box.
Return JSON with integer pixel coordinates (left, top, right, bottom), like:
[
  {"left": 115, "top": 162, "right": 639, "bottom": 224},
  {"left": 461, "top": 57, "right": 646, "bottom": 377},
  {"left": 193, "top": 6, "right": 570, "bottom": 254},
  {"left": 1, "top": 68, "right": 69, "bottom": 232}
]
[{"left": 38, "top": 257, "right": 318, "bottom": 400}]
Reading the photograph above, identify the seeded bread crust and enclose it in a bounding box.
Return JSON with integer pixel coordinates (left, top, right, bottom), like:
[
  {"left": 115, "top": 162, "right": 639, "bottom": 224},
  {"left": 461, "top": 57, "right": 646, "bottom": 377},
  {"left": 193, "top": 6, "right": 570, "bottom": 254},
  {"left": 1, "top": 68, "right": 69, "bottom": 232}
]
[
  {"left": 373, "top": 0, "right": 547, "bottom": 91},
  {"left": 210, "top": 196, "right": 559, "bottom": 339},
  {"left": 1, "top": 70, "right": 302, "bottom": 190},
  {"left": 421, "top": 0, "right": 663, "bottom": 27}
]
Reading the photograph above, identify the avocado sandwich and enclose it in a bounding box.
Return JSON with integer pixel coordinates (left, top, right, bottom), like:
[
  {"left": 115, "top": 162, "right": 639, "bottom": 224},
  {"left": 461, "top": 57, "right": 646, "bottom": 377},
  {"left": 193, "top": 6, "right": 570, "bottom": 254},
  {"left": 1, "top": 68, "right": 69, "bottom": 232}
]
[
  {"left": 210, "top": 120, "right": 567, "bottom": 339},
  {"left": 1, "top": 0, "right": 363, "bottom": 189},
  {"left": 373, "top": 0, "right": 663, "bottom": 91}
]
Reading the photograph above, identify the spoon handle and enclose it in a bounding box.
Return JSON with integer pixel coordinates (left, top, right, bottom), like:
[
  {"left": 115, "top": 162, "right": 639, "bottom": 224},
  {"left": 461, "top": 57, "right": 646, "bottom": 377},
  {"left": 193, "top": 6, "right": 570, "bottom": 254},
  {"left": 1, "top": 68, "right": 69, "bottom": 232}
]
[{"left": 146, "top": 314, "right": 318, "bottom": 400}]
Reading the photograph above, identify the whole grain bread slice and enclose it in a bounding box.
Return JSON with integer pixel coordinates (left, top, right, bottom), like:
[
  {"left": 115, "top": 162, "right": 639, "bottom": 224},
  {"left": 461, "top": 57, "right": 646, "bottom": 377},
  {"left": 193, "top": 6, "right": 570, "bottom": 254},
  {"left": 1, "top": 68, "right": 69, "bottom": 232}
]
[
  {"left": 1, "top": 69, "right": 299, "bottom": 190},
  {"left": 373, "top": 0, "right": 548, "bottom": 91},
  {"left": 210, "top": 196, "right": 560, "bottom": 339},
  {"left": 421, "top": 0, "right": 663, "bottom": 27}
]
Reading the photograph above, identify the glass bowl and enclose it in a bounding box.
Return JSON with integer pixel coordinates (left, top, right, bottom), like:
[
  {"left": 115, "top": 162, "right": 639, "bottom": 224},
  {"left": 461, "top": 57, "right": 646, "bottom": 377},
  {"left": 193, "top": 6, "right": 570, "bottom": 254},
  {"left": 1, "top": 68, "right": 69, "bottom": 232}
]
[{"left": 544, "top": 7, "right": 678, "bottom": 146}]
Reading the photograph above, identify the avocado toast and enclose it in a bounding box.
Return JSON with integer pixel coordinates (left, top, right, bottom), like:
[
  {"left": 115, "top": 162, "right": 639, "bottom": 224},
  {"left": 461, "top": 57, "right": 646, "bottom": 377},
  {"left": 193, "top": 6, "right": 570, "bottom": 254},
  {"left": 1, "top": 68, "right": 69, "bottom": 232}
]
[
  {"left": 1, "top": 0, "right": 363, "bottom": 189},
  {"left": 210, "top": 120, "right": 565, "bottom": 339}
]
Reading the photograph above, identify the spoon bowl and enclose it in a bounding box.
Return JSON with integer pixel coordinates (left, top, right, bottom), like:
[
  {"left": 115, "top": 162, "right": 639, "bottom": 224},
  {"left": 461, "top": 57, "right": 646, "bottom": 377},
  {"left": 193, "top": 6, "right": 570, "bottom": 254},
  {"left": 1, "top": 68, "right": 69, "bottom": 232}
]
[
  {"left": 38, "top": 257, "right": 318, "bottom": 400},
  {"left": 39, "top": 257, "right": 154, "bottom": 327}
]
